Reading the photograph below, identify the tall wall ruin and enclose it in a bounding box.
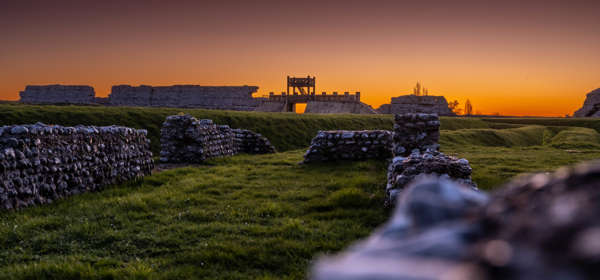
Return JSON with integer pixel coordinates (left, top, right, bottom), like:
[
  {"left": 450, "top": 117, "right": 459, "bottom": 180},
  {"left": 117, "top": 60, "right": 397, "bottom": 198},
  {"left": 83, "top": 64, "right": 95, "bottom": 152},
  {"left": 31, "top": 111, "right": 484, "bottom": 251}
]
[
  {"left": 0, "top": 123, "right": 154, "bottom": 210},
  {"left": 109, "top": 85, "right": 262, "bottom": 110},
  {"left": 19, "top": 85, "right": 95, "bottom": 104}
]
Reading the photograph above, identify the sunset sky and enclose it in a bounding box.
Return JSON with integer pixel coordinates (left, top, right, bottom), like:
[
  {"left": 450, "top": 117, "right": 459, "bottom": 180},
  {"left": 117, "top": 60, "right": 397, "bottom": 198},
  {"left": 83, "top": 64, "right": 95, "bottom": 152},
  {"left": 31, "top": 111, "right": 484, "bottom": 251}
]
[{"left": 1, "top": 0, "right": 599, "bottom": 116}]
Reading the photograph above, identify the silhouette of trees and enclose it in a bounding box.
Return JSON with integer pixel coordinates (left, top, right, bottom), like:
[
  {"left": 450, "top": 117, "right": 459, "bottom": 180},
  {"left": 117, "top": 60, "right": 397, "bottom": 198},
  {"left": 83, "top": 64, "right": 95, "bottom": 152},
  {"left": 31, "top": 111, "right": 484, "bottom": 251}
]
[
  {"left": 448, "top": 100, "right": 462, "bottom": 115},
  {"left": 464, "top": 99, "right": 473, "bottom": 116}
]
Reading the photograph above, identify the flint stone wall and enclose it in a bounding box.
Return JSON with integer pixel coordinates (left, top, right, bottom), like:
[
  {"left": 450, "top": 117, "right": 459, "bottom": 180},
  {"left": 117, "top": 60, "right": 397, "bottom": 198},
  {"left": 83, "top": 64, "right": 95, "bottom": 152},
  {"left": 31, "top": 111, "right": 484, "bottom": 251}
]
[
  {"left": 386, "top": 150, "right": 476, "bottom": 206},
  {"left": 302, "top": 130, "right": 392, "bottom": 163},
  {"left": 109, "top": 85, "right": 261, "bottom": 111},
  {"left": 159, "top": 115, "right": 275, "bottom": 163},
  {"left": 0, "top": 123, "right": 154, "bottom": 210},
  {"left": 313, "top": 159, "right": 600, "bottom": 280},
  {"left": 19, "top": 85, "right": 96, "bottom": 104},
  {"left": 573, "top": 88, "right": 600, "bottom": 117},
  {"left": 377, "top": 95, "right": 454, "bottom": 116},
  {"left": 393, "top": 113, "right": 440, "bottom": 157}
]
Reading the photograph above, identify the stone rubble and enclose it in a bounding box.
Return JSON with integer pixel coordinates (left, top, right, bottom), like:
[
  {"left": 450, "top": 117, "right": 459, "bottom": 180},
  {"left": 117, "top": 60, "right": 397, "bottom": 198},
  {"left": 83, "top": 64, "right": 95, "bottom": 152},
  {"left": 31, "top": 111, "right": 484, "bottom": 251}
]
[
  {"left": 302, "top": 130, "right": 392, "bottom": 163},
  {"left": 159, "top": 114, "right": 276, "bottom": 163},
  {"left": 573, "top": 88, "right": 600, "bottom": 117},
  {"left": 313, "top": 160, "right": 600, "bottom": 280},
  {"left": 0, "top": 123, "right": 154, "bottom": 210}
]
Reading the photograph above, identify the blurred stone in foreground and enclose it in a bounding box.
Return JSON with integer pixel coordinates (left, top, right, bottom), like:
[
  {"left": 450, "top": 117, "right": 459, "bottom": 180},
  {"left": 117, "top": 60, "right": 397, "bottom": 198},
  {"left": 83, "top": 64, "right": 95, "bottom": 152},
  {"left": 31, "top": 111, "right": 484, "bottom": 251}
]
[{"left": 312, "top": 160, "right": 600, "bottom": 280}]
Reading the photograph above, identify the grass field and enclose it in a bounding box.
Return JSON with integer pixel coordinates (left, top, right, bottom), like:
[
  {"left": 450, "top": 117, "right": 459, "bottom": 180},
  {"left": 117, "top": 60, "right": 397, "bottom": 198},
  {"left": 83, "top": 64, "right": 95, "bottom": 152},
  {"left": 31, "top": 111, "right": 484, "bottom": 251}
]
[{"left": 1, "top": 104, "right": 600, "bottom": 279}]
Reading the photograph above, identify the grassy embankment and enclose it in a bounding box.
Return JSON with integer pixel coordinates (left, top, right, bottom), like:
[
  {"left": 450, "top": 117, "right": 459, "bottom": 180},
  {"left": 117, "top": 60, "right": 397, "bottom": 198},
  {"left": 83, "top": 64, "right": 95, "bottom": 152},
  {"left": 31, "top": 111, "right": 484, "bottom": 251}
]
[{"left": 1, "top": 104, "right": 600, "bottom": 279}]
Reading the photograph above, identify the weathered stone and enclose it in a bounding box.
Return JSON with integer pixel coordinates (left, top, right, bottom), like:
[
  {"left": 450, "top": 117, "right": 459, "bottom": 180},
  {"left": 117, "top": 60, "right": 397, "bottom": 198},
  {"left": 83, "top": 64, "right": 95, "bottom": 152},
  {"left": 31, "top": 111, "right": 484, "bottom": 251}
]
[
  {"left": 160, "top": 114, "right": 275, "bottom": 163},
  {"left": 393, "top": 113, "right": 440, "bottom": 157},
  {"left": 313, "top": 160, "right": 600, "bottom": 280},
  {"left": 377, "top": 95, "right": 455, "bottom": 116},
  {"left": 19, "top": 85, "right": 95, "bottom": 104},
  {"left": 573, "top": 88, "right": 600, "bottom": 117},
  {"left": 0, "top": 123, "right": 153, "bottom": 210},
  {"left": 302, "top": 130, "right": 392, "bottom": 163},
  {"left": 109, "top": 85, "right": 261, "bottom": 111}
]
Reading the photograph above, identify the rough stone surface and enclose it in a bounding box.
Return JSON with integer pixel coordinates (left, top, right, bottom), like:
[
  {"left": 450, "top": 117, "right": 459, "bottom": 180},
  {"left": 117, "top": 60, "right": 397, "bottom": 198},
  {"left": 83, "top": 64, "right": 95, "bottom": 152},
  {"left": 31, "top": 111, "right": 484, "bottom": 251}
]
[
  {"left": 377, "top": 95, "right": 455, "bottom": 116},
  {"left": 109, "top": 85, "right": 261, "bottom": 111},
  {"left": 0, "top": 123, "right": 153, "bottom": 210},
  {"left": 19, "top": 85, "right": 96, "bottom": 104},
  {"left": 573, "top": 88, "right": 600, "bottom": 117},
  {"left": 313, "top": 160, "right": 600, "bottom": 280},
  {"left": 392, "top": 113, "right": 440, "bottom": 157},
  {"left": 302, "top": 130, "right": 392, "bottom": 163},
  {"left": 159, "top": 114, "right": 275, "bottom": 163},
  {"left": 386, "top": 150, "right": 476, "bottom": 206}
]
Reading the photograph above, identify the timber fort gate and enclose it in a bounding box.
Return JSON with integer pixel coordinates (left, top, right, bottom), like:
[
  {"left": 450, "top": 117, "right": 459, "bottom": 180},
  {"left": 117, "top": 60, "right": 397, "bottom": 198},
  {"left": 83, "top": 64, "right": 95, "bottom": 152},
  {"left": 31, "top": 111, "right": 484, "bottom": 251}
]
[{"left": 266, "top": 76, "right": 361, "bottom": 112}]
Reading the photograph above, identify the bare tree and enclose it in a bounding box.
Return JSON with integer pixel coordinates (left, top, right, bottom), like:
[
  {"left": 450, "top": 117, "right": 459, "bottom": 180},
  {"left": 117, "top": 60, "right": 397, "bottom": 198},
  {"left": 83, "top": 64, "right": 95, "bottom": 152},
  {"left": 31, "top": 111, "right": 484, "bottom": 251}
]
[
  {"left": 464, "top": 99, "right": 473, "bottom": 116},
  {"left": 448, "top": 100, "right": 461, "bottom": 115}
]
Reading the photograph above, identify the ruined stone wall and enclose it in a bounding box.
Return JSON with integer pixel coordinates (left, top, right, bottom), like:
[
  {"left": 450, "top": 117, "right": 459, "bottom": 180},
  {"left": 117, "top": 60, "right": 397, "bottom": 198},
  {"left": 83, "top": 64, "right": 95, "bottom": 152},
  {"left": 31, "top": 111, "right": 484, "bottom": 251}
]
[
  {"left": 573, "top": 88, "right": 600, "bottom": 117},
  {"left": 159, "top": 115, "right": 275, "bottom": 163},
  {"left": 377, "top": 95, "right": 454, "bottom": 116},
  {"left": 313, "top": 160, "right": 600, "bottom": 280},
  {"left": 0, "top": 123, "right": 153, "bottom": 210},
  {"left": 303, "top": 130, "right": 392, "bottom": 163},
  {"left": 109, "top": 85, "right": 261, "bottom": 111},
  {"left": 392, "top": 113, "right": 440, "bottom": 156},
  {"left": 19, "top": 85, "right": 96, "bottom": 104}
]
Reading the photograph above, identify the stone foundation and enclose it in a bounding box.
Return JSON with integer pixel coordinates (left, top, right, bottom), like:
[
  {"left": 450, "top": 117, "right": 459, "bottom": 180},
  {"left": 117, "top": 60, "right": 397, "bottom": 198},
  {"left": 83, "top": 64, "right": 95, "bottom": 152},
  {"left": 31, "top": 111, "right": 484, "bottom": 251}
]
[
  {"left": 19, "top": 85, "right": 95, "bottom": 104},
  {"left": 302, "top": 130, "right": 392, "bottom": 163},
  {"left": 0, "top": 123, "right": 153, "bottom": 210},
  {"left": 159, "top": 114, "right": 275, "bottom": 163},
  {"left": 392, "top": 113, "right": 440, "bottom": 156}
]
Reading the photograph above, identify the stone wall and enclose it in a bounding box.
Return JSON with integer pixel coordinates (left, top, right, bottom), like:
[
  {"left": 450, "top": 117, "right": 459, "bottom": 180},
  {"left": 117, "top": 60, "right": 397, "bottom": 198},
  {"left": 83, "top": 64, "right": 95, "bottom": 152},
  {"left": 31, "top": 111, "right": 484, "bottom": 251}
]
[
  {"left": 573, "top": 88, "right": 600, "bottom": 117},
  {"left": 312, "top": 159, "right": 600, "bottom": 280},
  {"left": 108, "top": 85, "right": 261, "bottom": 111},
  {"left": 377, "top": 95, "right": 454, "bottom": 116},
  {"left": 392, "top": 113, "right": 440, "bottom": 156},
  {"left": 159, "top": 114, "right": 275, "bottom": 163},
  {"left": 302, "top": 130, "right": 392, "bottom": 163},
  {"left": 0, "top": 123, "right": 153, "bottom": 210},
  {"left": 19, "top": 85, "right": 96, "bottom": 104}
]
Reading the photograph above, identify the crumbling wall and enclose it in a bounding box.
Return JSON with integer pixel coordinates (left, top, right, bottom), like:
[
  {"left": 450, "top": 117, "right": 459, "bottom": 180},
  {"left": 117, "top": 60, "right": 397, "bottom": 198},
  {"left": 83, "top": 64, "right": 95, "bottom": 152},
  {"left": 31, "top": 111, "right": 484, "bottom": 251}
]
[
  {"left": 573, "top": 88, "right": 600, "bottom": 117},
  {"left": 312, "top": 159, "right": 600, "bottom": 280},
  {"left": 0, "top": 123, "right": 154, "bottom": 210},
  {"left": 302, "top": 130, "right": 392, "bottom": 163},
  {"left": 392, "top": 113, "right": 440, "bottom": 156},
  {"left": 377, "top": 95, "right": 454, "bottom": 116},
  {"left": 19, "top": 85, "right": 96, "bottom": 104},
  {"left": 109, "top": 85, "right": 261, "bottom": 110},
  {"left": 159, "top": 114, "right": 275, "bottom": 163}
]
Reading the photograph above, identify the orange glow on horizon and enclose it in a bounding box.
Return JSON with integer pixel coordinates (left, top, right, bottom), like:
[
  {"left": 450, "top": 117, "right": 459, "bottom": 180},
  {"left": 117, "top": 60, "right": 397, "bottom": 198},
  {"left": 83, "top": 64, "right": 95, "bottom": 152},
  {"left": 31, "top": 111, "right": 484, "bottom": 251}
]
[{"left": 1, "top": 0, "right": 598, "bottom": 117}]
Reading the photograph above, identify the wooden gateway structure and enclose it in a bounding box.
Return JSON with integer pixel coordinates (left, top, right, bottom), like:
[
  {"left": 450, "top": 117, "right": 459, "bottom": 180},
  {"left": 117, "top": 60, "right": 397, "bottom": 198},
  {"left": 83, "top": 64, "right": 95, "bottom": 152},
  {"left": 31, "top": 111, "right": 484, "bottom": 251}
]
[{"left": 268, "top": 75, "right": 361, "bottom": 112}]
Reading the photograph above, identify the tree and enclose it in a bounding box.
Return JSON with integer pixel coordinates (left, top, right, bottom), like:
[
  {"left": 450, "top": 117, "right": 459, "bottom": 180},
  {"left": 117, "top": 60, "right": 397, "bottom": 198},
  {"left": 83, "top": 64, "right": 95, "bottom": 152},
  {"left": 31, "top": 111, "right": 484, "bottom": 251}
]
[
  {"left": 464, "top": 99, "right": 473, "bottom": 116},
  {"left": 413, "top": 82, "right": 422, "bottom": 96},
  {"left": 448, "top": 100, "right": 461, "bottom": 115}
]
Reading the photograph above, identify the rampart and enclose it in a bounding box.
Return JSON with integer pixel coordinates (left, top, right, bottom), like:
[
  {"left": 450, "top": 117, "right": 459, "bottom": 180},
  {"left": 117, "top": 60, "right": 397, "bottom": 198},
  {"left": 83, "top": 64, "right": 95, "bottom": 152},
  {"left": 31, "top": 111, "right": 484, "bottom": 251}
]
[
  {"left": 19, "top": 85, "right": 95, "bottom": 104},
  {"left": 159, "top": 115, "right": 275, "bottom": 163},
  {"left": 0, "top": 123, "right": 154, "bottom": 210},
  {"left": 108, "top": 85, "right": 261, "bottom": 110}
]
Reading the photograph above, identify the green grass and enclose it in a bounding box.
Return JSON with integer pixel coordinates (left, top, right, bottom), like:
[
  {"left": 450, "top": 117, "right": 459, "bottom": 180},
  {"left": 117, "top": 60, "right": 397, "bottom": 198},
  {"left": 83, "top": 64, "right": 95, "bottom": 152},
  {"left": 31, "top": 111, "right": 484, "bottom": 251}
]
[{"left": 1, "top": 104, "right": 600, "bottom": 279}]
